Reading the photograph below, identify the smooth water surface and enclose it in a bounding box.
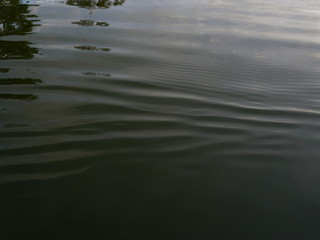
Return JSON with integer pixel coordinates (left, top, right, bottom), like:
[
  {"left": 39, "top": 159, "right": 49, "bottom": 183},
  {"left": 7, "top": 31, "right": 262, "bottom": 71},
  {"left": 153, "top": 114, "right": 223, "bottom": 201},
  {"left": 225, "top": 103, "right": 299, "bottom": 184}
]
[{"left": 1, "top": 0, "right": 320, "bottom": 239}]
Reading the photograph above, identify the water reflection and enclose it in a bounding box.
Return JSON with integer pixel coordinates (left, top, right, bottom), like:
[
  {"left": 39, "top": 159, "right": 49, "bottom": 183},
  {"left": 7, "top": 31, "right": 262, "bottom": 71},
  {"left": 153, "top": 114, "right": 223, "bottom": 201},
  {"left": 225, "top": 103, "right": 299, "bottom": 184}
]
[
  {"left": 0, "top": 0, "right": 40, "bottom": 58},
  {"left": 0, "top": 78, "right": 42, "bottom": 85},
  {"left": 0, "top": 40, "right": 38, "bottom": 59},
  {"left": 72, "top": 19, "right": 109, "bottom": 27},
  {"left": 0, "top": 0, "right": 41, "bottom": 100},
  {"left": 82, "top": 72, "right": 110, "bottom": 77},
  {"left": 0, "top": 0, "right": 40, "bottom": 36},
  {"left": 74, "top": 45, "right": 110, "bottom": 52},
  {"left": 0, "top": 93, "right": 38, "bottom": 101},
  {"left": 0, "top": 68, "right": 10, "bottom": 73},
  {"left": 66, "top": 0, "right": 125, "bottom": 9},
  {"left": 68, "top": 0, "right": 126, "bottom": 78}
]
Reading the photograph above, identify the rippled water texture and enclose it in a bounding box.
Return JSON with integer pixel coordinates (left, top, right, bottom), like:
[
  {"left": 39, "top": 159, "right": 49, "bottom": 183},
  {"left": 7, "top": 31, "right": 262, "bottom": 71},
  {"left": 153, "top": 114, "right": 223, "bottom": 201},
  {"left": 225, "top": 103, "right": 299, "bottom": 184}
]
[{"left": 1, "top": 0, "right": 320, "bottom": 239}]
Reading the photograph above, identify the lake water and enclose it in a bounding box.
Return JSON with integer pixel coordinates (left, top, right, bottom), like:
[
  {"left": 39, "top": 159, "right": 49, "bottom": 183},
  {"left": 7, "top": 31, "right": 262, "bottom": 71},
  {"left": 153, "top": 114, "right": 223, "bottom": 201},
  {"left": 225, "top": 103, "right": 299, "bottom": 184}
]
[{"left": 1, "top": 0, "right": 320, "bottom": 239}]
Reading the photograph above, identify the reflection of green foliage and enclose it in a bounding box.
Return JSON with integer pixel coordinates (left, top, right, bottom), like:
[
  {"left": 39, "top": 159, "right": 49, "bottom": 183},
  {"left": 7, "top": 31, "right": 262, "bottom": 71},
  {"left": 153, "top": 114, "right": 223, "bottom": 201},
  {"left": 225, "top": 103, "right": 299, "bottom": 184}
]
[
  {"left": 0, "top": 40, "right": 39, "bottom": 60},
  {"left": 74, "top": 45, "right": 110, "bottom": 52},
  {"left": 0, "top": 78, "right": 42, "bottom": 85},
  {"left": 82, "top": 72, "right": 110, "bottom": 77},
  {"left": 66, "top": 0, "right": 125, "bottom": 9},
  {"left": 0, "top": 0, "right": 39, "bottom": 60},
  {"left": 72, "top": 19, "right": 109, "bottom": 27},
  {"left": 0, "top": 1, "right": 41, "bottom": 101},
  {"left": 0, "top": 93, "right": 38, "bottom": 101},
  {"left": 0, "top": 68, "right": 10, "bottom": 73},
  {"left": 0, "top": 0, "right": 40, "bottom": 36}
]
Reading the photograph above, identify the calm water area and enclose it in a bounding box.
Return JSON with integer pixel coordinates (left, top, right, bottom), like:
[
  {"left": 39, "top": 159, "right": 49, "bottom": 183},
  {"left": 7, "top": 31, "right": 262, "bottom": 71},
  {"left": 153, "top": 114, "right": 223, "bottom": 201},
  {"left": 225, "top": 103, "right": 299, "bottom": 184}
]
[{"left": 1, "top": 0, "right": 320, "bottom": 239}]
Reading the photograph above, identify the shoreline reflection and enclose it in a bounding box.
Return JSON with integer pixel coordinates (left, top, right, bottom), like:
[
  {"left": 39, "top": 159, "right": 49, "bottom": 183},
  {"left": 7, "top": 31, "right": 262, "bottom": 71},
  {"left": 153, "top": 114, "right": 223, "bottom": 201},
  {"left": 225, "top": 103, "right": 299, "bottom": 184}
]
[{"left": 0, "top": 0, "right": 41, "bottom": 100}]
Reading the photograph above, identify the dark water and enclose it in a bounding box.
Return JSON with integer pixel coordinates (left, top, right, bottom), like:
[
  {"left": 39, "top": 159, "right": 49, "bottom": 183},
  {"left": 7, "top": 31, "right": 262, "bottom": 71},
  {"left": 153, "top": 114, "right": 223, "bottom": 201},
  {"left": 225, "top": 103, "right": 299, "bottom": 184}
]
[{"left": 1, "top": 0, "right": 320, "bottom": 239}]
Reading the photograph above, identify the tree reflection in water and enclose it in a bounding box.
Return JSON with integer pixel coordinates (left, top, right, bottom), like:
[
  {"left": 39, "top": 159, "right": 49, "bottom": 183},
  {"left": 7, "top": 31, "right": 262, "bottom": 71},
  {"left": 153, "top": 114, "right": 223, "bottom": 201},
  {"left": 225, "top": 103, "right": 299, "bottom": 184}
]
[
  {"left": 0, "top": 0, "right": 127, "bottom": 101},
  {"left": 66, "top": 0, "right": 125, "bottom": 9},
  {"left": 0, "top": 40, "right": 38, "bottom": 60},
  {"left": 72, "top": 19, "right": 109, "bottom": 27},
  {"left": 0, "top": 0, "right": 41, "bottom": 101},
  {"left": 67, "top": 0, "right": 126, "bottom": 78},
  {"left": 0, "top": 0, "right": 40, "bottom": 36}
]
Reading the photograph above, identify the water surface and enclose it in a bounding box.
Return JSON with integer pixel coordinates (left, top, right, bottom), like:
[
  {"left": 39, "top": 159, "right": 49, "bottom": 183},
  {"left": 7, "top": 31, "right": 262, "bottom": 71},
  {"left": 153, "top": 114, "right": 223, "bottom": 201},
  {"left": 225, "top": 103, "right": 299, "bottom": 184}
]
[{"left": 1, "top": 0, "right": 320, "bottom": 239}]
